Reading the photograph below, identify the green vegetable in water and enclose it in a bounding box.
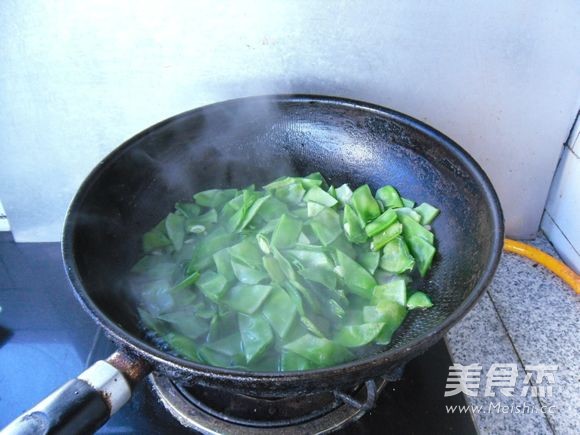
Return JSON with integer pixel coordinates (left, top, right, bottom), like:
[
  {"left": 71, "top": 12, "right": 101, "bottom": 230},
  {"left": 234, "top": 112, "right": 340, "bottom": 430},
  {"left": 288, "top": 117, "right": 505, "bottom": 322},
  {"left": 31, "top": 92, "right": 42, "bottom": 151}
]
[{"left": 131, "top": 174, "right": 439, "bottom": 372}]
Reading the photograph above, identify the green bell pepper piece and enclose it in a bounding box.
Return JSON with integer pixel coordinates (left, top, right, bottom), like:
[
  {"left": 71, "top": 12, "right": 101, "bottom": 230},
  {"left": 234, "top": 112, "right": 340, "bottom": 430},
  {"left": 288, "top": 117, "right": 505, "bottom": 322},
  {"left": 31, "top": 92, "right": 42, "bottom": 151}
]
[
  {"left": 185, "top": 209, "right": 218, "bottom": 234},
  {"left": 352, "top": 185, "right": 381, "bottom": 223},
  {"left": 310, "top": 207, "right": 342, "bottom": 246},
  {"left": 175, "top": 202, "right": 201, "bottom": 218},
  {"left": 328, "top": 299, "right": 346, "bottom": 319},
  {"left": 238, "top": 314, "right": 274, "bottom": 363},
  {"left": 283, "top": 334, "right": 352, "bottom": 366},
  {"left": 375, "top": 185, "right": 404, "bottom": 209},
  {"left": 280, "top": 350, "right": 315, "bottom": 371},
  {"left": 414, "top": 203, "right": 440, "bottom": 225},
  {"left": 298, "top": 267, "right": 337, "bottom": 289},
  {"left": 138, "top": 308, "right": 168, "bottom": 335},
  {"left": 370, "top": 222, "right": 403, "bottom": 251},
  {"left": 342, "top": 204, "right": 367, "bottom": 244},
  {"left": 187, "top": 232, "right": 238, "bottom": 273},
  {"left": 261, "top": 286, "right": 297, "bottom": 338},
  {"left": 398, "top": 214, "right": 434, "bottom": 244},
  {"left": 273, "top": 181, "right": 306, "bottom": 205},
  {"left": 304, "top": 172, "right": 328, "bottom": 189},
  {"left": 262, "top": 255, "right": 286, "bottom": 283},
  {"left": 327, "top": 185, "right": 337, "bottom": 198},
  {"left": 256, "top": 196, "right": 289, "bottom": 222},
  {"left": 213, "top": 248, "right": 236, "bottom": 282},
  {"left": 205, "top": 332, "right": 243, "bottom": 356},
  {"left": 142, "top": 219, "right": 171, "bottom": 252},
  {"left": 163, "top": 333, "right": 201, "bottom": 361},
  {"left": 271, "top": 247, "right": 297, "bottom": 281},
  {"left": 364, "top": 209, "right": 398, "bottom": 237},
  {"left": 223, "top": 284, "right": 272, "bottom": 314},
  {"left": 407, "top": 291, "right": 434, "bottom": 309},
  {"left": 197, "top": 271, "right": 228, "bottom": 302},
  {"left": 304, "top": 186, "right": 338, "bottom": 207},
  {"left": 358, "top": 251, "right": 380, "bottom": 274},
  {"left": 285, "top": 247, "right": 332, "bottom": 270},
  {"left": 372, "top": 277, "right": 407, "bottom": 306},
  {"left": 227, "top": 190, "right": 259, "bottom": 231},
  {"left": 335, "top": 183, "right": 353, "bottom": 205},
  {"left": 231, "top": 260, "right": 268, "bottom": 284},
  {"left": 169, "top": 270, "right": 201, "bottom": 293},
  {"left": 159, "top": 310, "right": 209, "bottom": 339},
  {"left": 271, "top": 214, "right": 303, "bottom": 249},
  {"left": 406, "top": 235, "right": 436, "bottom": 277},
  {"left": 334, "top": 322, "right": 386, "bottom": 347},
  {"left": 395, "top": 207, "right": 422, "bottom": 223},
  {"left": 194, "top": 188, "right": 238, "bottom": 208},
  {"left": 336, "top": 250, "right": 377, "bottom": 299},
  {"left": 379, "top": 237, "right": 415, "bottom": 274},
  {"left": 363, "top": 300, "right": 407, "bottom": 345},
  {"left": 229, "top": 238, "right": 263, "bottom": 268},
  {"left": 238, "top": 194, "right": 271, "bottom": 230},
  {"left": 307, "top": 201, "right": 326, "bottom": 217}
]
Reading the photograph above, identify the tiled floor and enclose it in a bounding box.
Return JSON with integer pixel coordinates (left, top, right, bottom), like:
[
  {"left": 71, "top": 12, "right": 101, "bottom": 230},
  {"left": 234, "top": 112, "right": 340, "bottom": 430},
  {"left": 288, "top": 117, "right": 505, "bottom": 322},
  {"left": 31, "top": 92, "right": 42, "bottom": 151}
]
[{"left": 446, "top": 235, "right": 580, "bottom": 435}]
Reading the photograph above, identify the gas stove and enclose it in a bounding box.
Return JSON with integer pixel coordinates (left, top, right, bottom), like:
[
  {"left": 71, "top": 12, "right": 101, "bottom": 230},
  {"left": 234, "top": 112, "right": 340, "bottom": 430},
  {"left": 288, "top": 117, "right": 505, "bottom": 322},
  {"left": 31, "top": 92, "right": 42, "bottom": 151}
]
[{"left": 0, "top": 233, "right": 475, "bottom": 434}]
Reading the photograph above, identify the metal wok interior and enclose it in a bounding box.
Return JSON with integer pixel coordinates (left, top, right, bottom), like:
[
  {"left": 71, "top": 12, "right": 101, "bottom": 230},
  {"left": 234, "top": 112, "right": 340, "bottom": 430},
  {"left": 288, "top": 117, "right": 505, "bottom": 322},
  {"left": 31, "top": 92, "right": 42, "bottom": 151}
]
[{"left": 62, "top": 95, "right": 503, "bottom": 395}]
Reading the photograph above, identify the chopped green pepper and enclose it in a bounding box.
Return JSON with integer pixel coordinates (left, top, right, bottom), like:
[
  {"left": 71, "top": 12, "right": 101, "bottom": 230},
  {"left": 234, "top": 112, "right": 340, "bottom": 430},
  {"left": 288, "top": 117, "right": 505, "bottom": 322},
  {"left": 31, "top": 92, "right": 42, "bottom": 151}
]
[
  {"left": 365, "top": 209, "right": 398, "bottom": 237},
  {"left": 262, "top": 286, "right": 297, "bottom": 338},
  {"left": 336, "top": 250, "right": 376, "bottom": 299},
  {"left": 370, "top": 222, "right": 403, "bottom": 251},
  {"left": 414, "top": 203, "right": 440, "bottom": 225},
  {"left": 379, "top": 237, "right": 415, "bottom": 274},
  {"left": 342, "top": 204, "right": 367, "bottom": 244},
  {"left": 310, "top": 208, "right": 342, "bottom": 245},
  {"left": 364, "top": 300, "right": 407, "bottom": 345},
  {"left": 407, "top": 291, "right": 434, "bottom": 309},
  {"left": 238, "top": 314, "right": 274, "bottom": 363},
  {"left": 304, "top": 186, "right": 338, "bottom": 207},
  {"left": 194, "top": 188, "right": 238, "bottom": 208},
  {"left": 334, "top": 322, "right": 386, "bottom": 347},
  {"left": 271, "top": 214, "right": 303, "bottom": 249},
  {"left": 223, "top": 284, "right": 272, "bottom": 314},
  {"left": 398, "top": 214, "right": 434, "bottom": 244},
  {"left": 372, "top": 278, "right": 407, "bottom": 306},
  {"left": 406, "top": 235, "right": 436, "bottom": 277},
  {"left": 196, "top": 271, "right": 228, "bottom": 302},
  {"left": 133, "top": 174, "right": 439, "bottom": 372},
  {"left": 375, "top": 185, "right": 404, "bottom": 209},
  {"left": 284, "top": 334, "right": 352, "bottom": 366},
  {"left": 352, "top": 185, "right": 381, "bottom": 223}
]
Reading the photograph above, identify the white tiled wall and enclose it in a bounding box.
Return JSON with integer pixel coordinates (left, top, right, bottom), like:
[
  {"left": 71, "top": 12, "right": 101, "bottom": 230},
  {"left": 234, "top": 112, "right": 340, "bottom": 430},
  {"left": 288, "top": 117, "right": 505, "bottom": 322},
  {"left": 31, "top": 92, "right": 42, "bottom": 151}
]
[{"left": 542, "top": 115, "right": 580, "bottom": 273}]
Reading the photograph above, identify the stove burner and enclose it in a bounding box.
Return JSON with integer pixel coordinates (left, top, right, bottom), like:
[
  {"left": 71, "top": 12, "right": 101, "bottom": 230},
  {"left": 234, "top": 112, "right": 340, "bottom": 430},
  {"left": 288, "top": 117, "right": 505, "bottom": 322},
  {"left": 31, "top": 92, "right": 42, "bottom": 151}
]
[{"left": 150, "top": 372, "right": 397, "bottom": 434}]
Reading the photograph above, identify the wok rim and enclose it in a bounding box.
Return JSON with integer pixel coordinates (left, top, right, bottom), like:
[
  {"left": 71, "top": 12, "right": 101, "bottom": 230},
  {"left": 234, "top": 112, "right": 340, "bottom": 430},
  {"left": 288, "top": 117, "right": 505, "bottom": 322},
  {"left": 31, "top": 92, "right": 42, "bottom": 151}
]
[{"left": 62, "top": 94, "right": 504, "bottom": 384}]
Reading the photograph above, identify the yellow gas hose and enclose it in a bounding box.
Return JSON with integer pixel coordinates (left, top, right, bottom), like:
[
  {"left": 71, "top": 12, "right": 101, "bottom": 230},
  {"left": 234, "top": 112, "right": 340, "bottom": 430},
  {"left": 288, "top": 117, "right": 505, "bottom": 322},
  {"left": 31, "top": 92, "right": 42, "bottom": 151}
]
[{"left": 503, "top": 239, "right": 580, "bottom": 294}]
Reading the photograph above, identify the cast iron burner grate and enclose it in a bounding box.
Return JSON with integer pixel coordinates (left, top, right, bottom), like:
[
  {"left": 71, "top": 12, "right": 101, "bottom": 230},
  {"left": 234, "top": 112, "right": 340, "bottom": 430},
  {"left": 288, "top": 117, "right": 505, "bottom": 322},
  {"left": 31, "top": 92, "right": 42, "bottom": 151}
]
[{"left": 149, "top": 369, "right": 403, "bottom": 434}]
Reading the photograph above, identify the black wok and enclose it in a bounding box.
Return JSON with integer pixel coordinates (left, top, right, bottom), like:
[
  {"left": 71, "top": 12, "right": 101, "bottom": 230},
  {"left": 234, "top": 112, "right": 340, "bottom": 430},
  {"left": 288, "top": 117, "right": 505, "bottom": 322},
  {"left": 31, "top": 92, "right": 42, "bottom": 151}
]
[{"left": 4, "top": 95, "right": 503, "bottom": 434}]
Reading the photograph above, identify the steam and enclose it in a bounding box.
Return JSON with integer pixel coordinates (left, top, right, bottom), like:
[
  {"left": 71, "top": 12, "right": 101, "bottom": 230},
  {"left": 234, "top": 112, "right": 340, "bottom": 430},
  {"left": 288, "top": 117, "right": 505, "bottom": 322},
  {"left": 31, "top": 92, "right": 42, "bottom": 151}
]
[{"left": 75, "top": 96, "right": 304, "bottom": 338}]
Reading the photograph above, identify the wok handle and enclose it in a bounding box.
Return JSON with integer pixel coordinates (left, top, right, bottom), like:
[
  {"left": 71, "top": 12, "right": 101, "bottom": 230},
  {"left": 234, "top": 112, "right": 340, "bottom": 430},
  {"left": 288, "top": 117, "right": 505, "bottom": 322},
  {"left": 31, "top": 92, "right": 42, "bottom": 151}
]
[{"left": 1, "top": 352, "right": 151, "bottom": 435}]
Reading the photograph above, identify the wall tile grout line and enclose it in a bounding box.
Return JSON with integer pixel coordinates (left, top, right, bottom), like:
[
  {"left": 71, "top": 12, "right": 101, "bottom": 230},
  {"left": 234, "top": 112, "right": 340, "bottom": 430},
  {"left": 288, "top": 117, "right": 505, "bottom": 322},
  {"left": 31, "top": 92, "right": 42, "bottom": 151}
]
[{"left": 544, "top": 211, "right": 580, "bottom": 258}]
